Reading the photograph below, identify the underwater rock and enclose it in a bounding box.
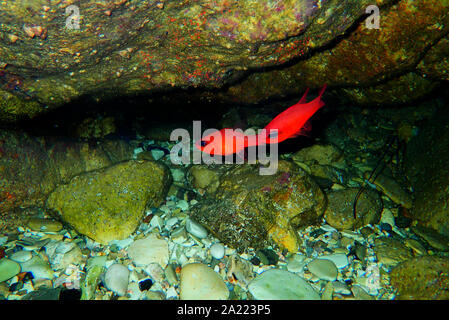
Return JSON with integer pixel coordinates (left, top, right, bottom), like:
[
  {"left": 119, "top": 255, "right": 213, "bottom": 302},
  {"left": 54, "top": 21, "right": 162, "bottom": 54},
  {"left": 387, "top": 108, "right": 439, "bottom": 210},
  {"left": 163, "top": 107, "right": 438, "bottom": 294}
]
[
  {"left": 188, "top": 164, "right": 226, "bottom": 194},
  {"left": 19, "top": 255, "right": 54, "bottom": 280},
  {"left": 72, "top": 116, "right": 116, "bottom": 139},
  {"left": 306, "top": 258, "right": 338, "bottom": 281},
  {"left": 248, "top": 269, "right": 320, "bottom": 300},
  {"left": 210, "top": 243, "right": 225, "bottom": 260},
  {"left": 26, "top": 218, "right": 63, "bottom": 233},
  {"left": 373, "top": 237, "right": 412, "bottom": 267},
  {"left": 3, "top": 0, "right": 448, "bottom": 121},
  {"left": 179, "top": 263, "right": 229, "bottom": 300},
  {"left": 0, "top": 259, "right": 21, "bottom": 283},
  {"left": 0, "top": 129, "right": 135, "bottom": 227},
  {"left": 292, "top": 144, "right": 344, "bottom": 166},
  {"left": 364, "top": 172, "right": 412, "bottom": 209},
  {"left": 104, "top": 263, "right": 130, "bottom": 297},
  {"left": 411, "top": 225, "right": 449, "bottom": 252},
  {"left": 0, "top": 130, "right": 59, "bottom": 215},
  {"left": 81, "top": 256, "right": 106, "bottom": 300},
  {"left": 127, "top": 234, "right": 169, "bottom": 268},
  {"left": 390, "top": 256, "right": 449, "bottom": 300},
  {"left": 324, "top": 188, "right": 382, "bottom": 231},
  {"left": 46, "top": 160, "right": 171, "bottom": 244},
  {"left": 223, "top": 0, "right": 449, "bottom": 105},
  {"left": 190, "top": 161, "right": 326, "bottom": 253},
  {"left": 405, "top": 106, "right": 449, "bottom": 238}
]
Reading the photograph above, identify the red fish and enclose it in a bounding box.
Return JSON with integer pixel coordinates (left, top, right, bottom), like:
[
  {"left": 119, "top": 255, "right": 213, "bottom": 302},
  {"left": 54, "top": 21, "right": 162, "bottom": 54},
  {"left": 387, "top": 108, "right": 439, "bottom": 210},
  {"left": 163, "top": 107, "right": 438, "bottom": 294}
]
[{"left": 196, "top": 85, "right": 327, "bottom": 155}]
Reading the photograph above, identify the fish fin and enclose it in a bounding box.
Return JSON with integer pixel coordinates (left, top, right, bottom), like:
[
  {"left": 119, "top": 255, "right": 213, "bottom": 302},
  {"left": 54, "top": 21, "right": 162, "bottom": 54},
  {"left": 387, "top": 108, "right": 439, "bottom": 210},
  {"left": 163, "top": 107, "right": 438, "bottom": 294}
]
[
  {"left": 289, "top": 120, "right": 312, "bottom": 139},
  {"left": 318, "top": 84, "right": 327, "bottom": 97},
  {"left": 297, "top": 88, "right": 310, "bottom": 104}
]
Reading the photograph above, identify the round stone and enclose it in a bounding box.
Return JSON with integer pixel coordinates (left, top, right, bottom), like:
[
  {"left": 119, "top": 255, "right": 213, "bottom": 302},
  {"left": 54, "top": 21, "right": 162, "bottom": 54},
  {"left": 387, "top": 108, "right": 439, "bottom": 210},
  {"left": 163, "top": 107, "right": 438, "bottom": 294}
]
[
  {"left": 210, "top": 243, "right": 225, "bottom": 260},
  {"left": 248, "top": 269, "right": 320, "bottom": 300},
  {"left": 307, "top": 258, "right": 338, "bottom": 281},
  {"left": 0, "top": 259, "right": 21, "bottom": 282},
  {"left": 180, "top": 263, "right": 229, "bottom": 300},
  {"left": 104, "top": 263, "right": 130, "bottom": 296}
]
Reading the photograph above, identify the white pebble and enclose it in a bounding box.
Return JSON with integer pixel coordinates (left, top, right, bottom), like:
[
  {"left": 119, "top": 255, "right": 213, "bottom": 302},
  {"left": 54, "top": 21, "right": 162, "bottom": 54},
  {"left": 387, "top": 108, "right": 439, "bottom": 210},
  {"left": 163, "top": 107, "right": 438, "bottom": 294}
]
[
  {"left": 104, "top": 263, "right": 130, "bottom": 296},
  {"left": 185, "top": 219, "right": 208, "bottom": 239},
  {"left": 210, "top": 243, "right": 225, "bottom": 260}
]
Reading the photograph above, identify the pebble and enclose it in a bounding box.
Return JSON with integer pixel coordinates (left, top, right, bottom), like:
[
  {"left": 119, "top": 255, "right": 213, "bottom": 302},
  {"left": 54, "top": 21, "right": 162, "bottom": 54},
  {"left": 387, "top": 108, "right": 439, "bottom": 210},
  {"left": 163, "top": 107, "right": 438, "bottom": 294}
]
[
  {"left": 144, "top": 263, "right": 165, "bottom": 282},
  {"left": 10, "top": 250, "right": 33, "bottom": 263},
  {"left": 0, "top": 259, "right": 21, "bottom": 283},
  {"left": 104, "top": 263, "right": 130, "bottom": 296},
  {"left": 307, "top": 259, "right": 338, "bottom": 281},
  {"left": 26, "top": 218, "right": 63, "bottom": 233},
  {"left": 210, "top": 243, "right": 225, "bottom": 260},
  {"left": 19, "top": 255, "right": 54, "bottom": 280},
  {"left": 149, "top": 215, "right": 164, "bottom": 232},
  {"left": 319, "top": 253, "right": 349, "bottom": 269},
  {"left": 165, "top": 217, "right": 179, "bottom": 230},
  {"left": 16, "top": 238, "right": 50, "bottom": 251},
  {"left": 380, "top": 209, "right": 396, "bottom": 227},
  {"left": 333, "top": 281, "right": 352, "bottom": 295},
  {"left": 164, "top": 264, "right": 179, "bottom": 286},
  {"left": 286, "top": 254, "right": 307, "bottom": 273},
  {"left": 46, "top": 241, "right": 83, "bottom": 270},
  {"left": 176, "top": 200, "right": 189, "bottom": 211},
  {"left": 180, "top": 263, "right": 229, "bottom": 300},
  {"left": 127, "top": 234, "right": 169, "bottom": 268},
  {"left": 248, "top": 269, "right": 320, "bottom": 300},
  {"left": 185, "top": 219, "right": 208, "bottom": 239}
]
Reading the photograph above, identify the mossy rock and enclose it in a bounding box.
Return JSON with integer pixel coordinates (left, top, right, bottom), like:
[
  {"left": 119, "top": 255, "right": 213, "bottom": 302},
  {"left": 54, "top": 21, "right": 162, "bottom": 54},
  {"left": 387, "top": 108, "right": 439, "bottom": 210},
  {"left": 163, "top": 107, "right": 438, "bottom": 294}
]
[
  {"left": 190, "top": 161, "right": 326, "bottom": 253},
  {"left": 46, "top": 160, "right": 171, "bottom": 243},
  {"left": 390, "top": 256, "right": 449, "bottom": 300}
]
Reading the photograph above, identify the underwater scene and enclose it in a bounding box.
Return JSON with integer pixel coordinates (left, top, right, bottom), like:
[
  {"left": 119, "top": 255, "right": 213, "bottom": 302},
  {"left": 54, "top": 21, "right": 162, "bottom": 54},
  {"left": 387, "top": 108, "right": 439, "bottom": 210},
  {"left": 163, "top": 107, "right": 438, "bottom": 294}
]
[{"left": 0, "top": 0, "right": 448, "bottom": 303}]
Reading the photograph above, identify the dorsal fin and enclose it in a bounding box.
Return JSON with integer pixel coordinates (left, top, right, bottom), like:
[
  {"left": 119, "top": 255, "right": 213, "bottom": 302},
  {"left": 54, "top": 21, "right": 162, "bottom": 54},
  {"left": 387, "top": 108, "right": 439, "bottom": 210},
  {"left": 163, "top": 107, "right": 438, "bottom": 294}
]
[{"left": 297, "top": 88, "right": 310, "bottom": 104}]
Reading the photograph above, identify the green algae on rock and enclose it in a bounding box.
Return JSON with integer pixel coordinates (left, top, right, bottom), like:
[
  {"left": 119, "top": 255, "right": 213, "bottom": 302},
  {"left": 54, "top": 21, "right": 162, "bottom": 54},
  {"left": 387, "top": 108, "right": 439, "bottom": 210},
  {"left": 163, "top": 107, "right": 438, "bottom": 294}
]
[
  {"left": 46, "top": 160, "right": 171, "bottom": 244},
  {"left": 190, "top": 161, "right": 326, "bottom": 253}
]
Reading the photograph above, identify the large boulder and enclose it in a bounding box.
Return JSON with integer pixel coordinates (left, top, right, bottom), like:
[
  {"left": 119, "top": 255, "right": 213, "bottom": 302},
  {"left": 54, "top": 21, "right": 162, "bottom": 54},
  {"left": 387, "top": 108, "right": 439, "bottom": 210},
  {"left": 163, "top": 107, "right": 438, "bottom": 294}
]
[
  {"left": 405, "top": 105, "right": 449, "bottom": 237},
  {"left": 1, "top": 0, "right": 448, "bottom": 121},
  {"left": 46, "top": 160, "right": 171, "bottom": 243},
  {"left": 0, "top": 129, "right": 134, "bottom": 216},
  {"left": 190, "top": 161, "right": 326, "bottom": 253}
]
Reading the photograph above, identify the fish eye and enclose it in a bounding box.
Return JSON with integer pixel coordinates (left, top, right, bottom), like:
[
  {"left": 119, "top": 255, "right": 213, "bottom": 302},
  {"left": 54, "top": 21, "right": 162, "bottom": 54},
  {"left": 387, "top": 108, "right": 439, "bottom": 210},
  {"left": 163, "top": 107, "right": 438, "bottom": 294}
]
[{"left": 200, "top": 140, "right": 208, "bottom": 147}]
